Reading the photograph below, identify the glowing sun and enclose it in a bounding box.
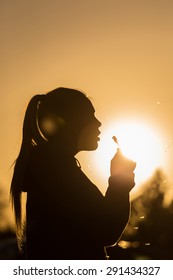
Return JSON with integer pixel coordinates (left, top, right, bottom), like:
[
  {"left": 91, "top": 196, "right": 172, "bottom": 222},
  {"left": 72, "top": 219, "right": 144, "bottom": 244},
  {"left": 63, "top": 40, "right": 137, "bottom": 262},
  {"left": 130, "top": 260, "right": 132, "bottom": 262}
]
[{"left": 94, "top": 120, "right": 165, "bottom": 187}]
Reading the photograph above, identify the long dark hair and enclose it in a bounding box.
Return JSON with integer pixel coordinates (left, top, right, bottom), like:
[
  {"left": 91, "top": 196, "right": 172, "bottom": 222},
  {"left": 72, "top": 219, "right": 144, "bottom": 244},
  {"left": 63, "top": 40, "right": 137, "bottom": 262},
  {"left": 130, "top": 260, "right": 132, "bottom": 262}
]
[
  {"left": 10, "top": 95, "right": 44, "bottom": 234},
  {"left": 10, "top": 87, "right": 90, "bottom": 238}
]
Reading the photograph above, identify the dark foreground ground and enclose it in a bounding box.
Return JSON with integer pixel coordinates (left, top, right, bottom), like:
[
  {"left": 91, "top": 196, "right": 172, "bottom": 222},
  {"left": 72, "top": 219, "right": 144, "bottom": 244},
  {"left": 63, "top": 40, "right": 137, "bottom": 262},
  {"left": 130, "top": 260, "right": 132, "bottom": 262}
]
[{"left": 0, "top": 230, "right": 172, "bottom": 260}]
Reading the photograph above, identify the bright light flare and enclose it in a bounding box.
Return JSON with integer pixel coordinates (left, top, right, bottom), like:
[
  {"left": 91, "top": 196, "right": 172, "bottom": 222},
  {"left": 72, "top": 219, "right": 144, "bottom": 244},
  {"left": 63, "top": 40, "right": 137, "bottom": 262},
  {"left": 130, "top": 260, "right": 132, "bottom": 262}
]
[{"left": 94, "top": 120, "right": 165, "bottom": 187}]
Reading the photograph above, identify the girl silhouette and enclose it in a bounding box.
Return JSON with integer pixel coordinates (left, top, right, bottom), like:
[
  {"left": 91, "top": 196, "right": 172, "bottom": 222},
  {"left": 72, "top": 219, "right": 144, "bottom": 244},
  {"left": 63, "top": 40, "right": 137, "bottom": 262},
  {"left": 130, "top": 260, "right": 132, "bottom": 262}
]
[{"left": 10, "top": 87, "right": 135, "bottom": 259}]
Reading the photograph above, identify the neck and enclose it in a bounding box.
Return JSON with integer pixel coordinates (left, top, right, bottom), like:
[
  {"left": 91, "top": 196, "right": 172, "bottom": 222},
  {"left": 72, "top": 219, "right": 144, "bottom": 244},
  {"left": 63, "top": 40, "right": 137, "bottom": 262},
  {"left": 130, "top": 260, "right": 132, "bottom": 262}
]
[{"left": 47, "top": 137, "right": 78, "bottom": 157}]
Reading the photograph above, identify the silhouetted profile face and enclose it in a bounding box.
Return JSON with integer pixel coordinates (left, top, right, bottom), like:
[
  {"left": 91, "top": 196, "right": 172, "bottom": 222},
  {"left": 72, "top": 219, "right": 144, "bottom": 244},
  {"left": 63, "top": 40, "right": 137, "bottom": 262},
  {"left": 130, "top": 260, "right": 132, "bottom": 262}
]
[
  {"left": 38, "top": 88, "right": 101, "bottom": 154},
  {"left": 76, "top": 103, "right": 101, "bottom": 152}
]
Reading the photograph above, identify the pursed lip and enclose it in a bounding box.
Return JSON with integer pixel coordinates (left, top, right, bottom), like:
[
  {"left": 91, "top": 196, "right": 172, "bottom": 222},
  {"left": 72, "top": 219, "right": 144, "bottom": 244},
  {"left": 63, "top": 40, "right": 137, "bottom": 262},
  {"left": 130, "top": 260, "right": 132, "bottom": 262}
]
[{"left": 96, "top": 130, "right": 101, "bottom": 140}]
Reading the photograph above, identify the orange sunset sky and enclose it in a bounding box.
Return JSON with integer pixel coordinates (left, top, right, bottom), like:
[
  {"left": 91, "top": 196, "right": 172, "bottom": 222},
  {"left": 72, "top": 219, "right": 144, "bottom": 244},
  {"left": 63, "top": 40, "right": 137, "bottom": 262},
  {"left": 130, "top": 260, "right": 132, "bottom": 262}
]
[{"left": 1, "top": 0, "right": 173, "bottom": 206}]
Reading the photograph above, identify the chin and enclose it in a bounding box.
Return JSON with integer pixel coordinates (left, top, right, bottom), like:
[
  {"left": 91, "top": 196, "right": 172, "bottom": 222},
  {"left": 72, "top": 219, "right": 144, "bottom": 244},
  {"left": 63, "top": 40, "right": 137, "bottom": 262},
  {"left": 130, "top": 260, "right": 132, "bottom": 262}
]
[
  {"left": 77, "top": 139, "right": 99, "bottom": 152},
  {"left": 85, "top": 142, "right": 99, "bottom": 151}
]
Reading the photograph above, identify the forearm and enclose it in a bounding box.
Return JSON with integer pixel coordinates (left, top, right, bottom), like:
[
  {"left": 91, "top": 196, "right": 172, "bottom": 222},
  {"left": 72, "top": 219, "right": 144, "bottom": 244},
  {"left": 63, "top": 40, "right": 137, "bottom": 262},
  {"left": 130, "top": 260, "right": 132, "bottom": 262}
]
[{"left": 103, "top": 175, "right": 133, "bottom": 246}]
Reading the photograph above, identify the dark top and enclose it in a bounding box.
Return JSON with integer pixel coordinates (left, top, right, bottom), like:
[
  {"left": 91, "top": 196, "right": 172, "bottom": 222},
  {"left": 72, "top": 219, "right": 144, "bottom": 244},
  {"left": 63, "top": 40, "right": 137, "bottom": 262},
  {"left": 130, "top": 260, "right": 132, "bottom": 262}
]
[{"left": 23, "top": 144, "right": 132, "bottom": 260}]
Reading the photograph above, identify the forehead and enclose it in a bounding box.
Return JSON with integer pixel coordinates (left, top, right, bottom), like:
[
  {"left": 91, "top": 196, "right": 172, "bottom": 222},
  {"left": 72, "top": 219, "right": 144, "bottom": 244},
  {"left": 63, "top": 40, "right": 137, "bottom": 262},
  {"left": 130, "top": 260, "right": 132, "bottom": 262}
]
[
  {"left": 75, "top": 99, "right": 96, "bottom": 124},
  {"left": 83, "top": 99, "right": 95, "bottom": 113},
  {"left": 72, "top": 95, "right": 94, "bottom": 114}
]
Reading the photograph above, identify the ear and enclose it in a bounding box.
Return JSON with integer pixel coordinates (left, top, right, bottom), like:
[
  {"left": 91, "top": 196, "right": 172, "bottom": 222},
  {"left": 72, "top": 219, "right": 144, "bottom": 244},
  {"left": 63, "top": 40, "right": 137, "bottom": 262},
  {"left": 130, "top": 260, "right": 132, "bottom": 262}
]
[{"left": 39, "top": 114, "right": 66, "bottom": 138}]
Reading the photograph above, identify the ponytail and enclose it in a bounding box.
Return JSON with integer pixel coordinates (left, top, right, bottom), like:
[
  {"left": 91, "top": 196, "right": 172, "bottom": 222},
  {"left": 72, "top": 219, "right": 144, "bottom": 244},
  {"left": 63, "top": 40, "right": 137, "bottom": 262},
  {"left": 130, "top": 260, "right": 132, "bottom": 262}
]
[{"left": 10, "top": 94, "right": 45, "bottom": 241}]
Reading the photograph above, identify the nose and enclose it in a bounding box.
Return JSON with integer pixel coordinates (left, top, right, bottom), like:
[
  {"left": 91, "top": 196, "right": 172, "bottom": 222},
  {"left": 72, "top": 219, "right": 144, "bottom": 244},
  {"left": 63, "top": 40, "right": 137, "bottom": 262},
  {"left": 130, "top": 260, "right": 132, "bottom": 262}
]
[{"left": 96, "top": 118, "right": 102, "bottom": 128}]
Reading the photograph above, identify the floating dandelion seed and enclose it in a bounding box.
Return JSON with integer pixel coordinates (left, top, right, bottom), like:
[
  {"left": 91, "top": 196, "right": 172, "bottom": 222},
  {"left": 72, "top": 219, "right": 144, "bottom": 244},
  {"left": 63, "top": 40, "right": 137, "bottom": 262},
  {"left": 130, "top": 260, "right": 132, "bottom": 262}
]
[
  {"left": 139, "top": 216, "right": 145, "bottom": 219},
  {"left": 156, "top": 101, "right": 161, "bottom": 105},
  {"left": 145, "top": 243, "right": 150, "bottom": 246},
  {"left": 134, "top": 227, "right": 139, "bottom": 230}
]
